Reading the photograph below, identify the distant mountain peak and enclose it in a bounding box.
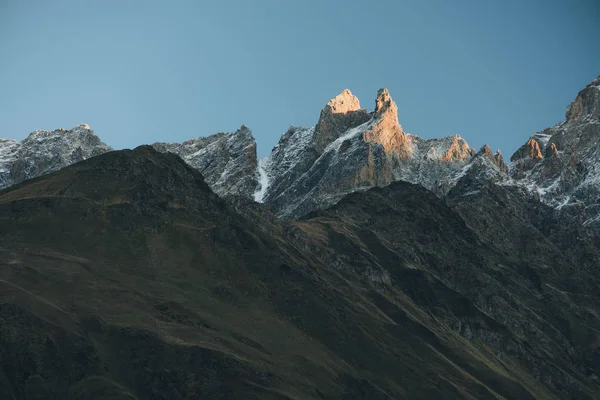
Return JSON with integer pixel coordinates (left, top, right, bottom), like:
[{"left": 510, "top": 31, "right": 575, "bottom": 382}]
[
  {"left": 566, "top": 75, "right": 600, "bottom": 122},
  {"left": 313, "top": 89, "right": 371, "bottom": 153},
  {"left": 5, "top": 78, "right": 600, "bottom": 229},
  {"left": 0, "top": 124, "right": 111, "bottom": 189}
]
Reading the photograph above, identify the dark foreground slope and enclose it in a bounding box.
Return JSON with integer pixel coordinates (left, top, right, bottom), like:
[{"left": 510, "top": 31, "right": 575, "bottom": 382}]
[{"left": 0, "top": 147, "right": 598, "bottom": 399}]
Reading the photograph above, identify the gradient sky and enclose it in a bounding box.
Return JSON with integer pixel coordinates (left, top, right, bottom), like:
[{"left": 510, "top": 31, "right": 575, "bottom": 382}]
[{"left": 1, "top": 0, "right": 599, "bottom": 158}]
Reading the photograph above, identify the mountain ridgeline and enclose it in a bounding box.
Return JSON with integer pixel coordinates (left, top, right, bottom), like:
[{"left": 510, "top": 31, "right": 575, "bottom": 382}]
[
  {"left": 0, "top": 76, "right": 599, "bottom": 399},
  {"left": 4, "top": 77, "right": 599, "bottom": 226}
]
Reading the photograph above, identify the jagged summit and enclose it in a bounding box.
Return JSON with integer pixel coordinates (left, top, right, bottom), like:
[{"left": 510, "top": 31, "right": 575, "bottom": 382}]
[
  {"left": 363, "top": 88, "right": 408, "bottom": 155},
  {"left": 497, "top": 75, "right": 600, "bottom": 231},
  {"left": 151, "top": 125, "right": 258, "bottom": 198},
  {"left": 4, "top": 78, "right": 600, "bottom": 225},
  {"left": 253, "top": 87, "right": 474, "bottom": 218},
  {"left": 1, "top": 87, "right": 475, "bottom": 219},
  {"left": 324, "top": 89, "right": 362, "bottom": 113},
  {"left": 0, "top": 124, "right": 112, "bottom": 189},
  {"left": 566, "top": 75, "right": 600, "bottom": 122},
  {"left": 374, "top": 88, "right": 395, "bottom": 116},
  {"left": 313, "top": 89, "right": 370, "bottom": 152}
]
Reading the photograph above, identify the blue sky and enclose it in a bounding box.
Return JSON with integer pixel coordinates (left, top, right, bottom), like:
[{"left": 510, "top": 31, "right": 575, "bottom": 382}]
[{"left": 1, "top": 0, "right": 599, "bottom": 158}]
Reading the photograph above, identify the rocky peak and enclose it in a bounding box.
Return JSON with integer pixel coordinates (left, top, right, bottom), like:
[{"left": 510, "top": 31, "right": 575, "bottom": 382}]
[
  {"left": 0, "top": 124, "right": 112, "bottom": 189},
  {"left": 374, "top": 88, "right": 396, "bottom": 116},
  {"left": 326, "top": 89, "right": 361, "bottom": 113},
  {"left": 463, "top": 145, "right": 508, "bottom": 175},
  {"left": 313, "top": 89, "right": 370, "bottom": 153},
  {"left": 151, "top": 125, "right": 258, "bottom": 198},
  {"left": 257, "top": 87, "right": 475, "bottom": 218},
  {"left": 507, "top": 76, "right": 600, "bottom": 232},
  {"left": 447, "top": 144, "right": 509, "bottom": 196},
  {"left": 363, "top": 88, "right": 409, "bottom": 156},
  {"left": 565, "top": 75, "right": 600, "bottom": 123},
  {"left": 494, "top": 149, "right": 508, "bottom": 174},
  {"left": 510, "top": 138, "right": 544, "bottom": 162},
  {"left": 440, "top": 135, "right": 472, "bottom": 162},
  {"left": 480, "top": 144, "right": 494, "bottom": 160}
]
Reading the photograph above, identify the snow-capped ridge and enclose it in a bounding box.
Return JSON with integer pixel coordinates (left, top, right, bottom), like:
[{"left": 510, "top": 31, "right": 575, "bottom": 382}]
[
  {"left": 0, "top": 124, "right": 112, "bottom": 189},
  {"left": 151, "top": 125, "right": 258, "bottom": 198},
  {"left": 5, "top": 77, "right": 600, "bottom": 226}
]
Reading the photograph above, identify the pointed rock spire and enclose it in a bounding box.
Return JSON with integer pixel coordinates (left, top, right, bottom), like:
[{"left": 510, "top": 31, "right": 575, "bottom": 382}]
[
  {"left": 495, "top": 149, "right": 508, "bottom": 174},
  {"left": 545, "top": 142, "right": 559, "bottom": 159},
  {"left": 510, "top": 137, "right": 544, "bottom": 162},
  {"left": 474, "top": 145, "right": 507, "bottom": 172},
  {"left": 480, "top": 144, "right": 495, "bottom": 159},
  {"left": 313, "top": 89, "right": 370, "bottom": 153},
  {"left": 363, "top": 88, "right": 409, "bottom": 156}
]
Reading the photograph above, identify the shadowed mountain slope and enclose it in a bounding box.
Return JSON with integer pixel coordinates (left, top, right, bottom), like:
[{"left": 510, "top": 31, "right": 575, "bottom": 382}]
[{"left": 0, "top": 146, "right": 598, "bottom": 399}]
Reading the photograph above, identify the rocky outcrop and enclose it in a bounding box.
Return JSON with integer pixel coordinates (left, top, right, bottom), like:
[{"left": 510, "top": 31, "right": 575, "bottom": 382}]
[
  {"left": 363, "top": 88, "right": 410, "bottom": 156},
  {"left": 3, "top": 77, "right": 599, "bottom": 230},
  {"left": 508, "top": 75, "right": 600, "bottom": 231},
  {"left": 566, "top": 75, "right": 600, "bottom": 122},
  {"left": 0, "top": 124, "right": 112, "bottom": 189},
  {"left": 313, "top": 89, "right": 371, "bottom": 153},
  {"left": 511, "top": 137, "right": 544, "bottom": 163},
  {"left": 446, "top": 145, "right": 509, "bottom": 196},
  {"left": 152, "top": 125, "right": 258, "bottom": 198},
  {"left": 258, "top": 88, "right": 473, "bottom": 219},
  {"left": 0, "top": 124, "right": 259, "bottom": 201}
]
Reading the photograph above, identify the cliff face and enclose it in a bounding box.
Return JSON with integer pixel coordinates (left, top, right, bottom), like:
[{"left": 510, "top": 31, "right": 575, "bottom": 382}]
[
  {"left": 152, "top": 125, "right": 258, "bottom": 198},
  {"left": 508, "top": 76, "right": 600, "bottom": 232},
  {"left": 256, "top": 88, "right": 473, "bottom": 219}
]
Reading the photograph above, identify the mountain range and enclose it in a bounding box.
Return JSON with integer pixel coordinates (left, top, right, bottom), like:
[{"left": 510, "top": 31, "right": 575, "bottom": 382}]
[
  {"left": 0, "top": 76, "right": 599, "bottom": 399},
  {"left": 3, "top": 77, "right": 600, "bottom": 227}
]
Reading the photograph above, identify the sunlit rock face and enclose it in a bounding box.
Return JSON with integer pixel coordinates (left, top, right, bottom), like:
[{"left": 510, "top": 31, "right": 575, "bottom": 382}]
[
  {"left": 363, "top": 88, "right": 410, "bottom": 156},
  {"left": 313, "top": 89, "right": 371, "bottom": 153},
  {"left": 255, "top": 88, "right": 474, "bottom": 219},
  {"left": 8, "top": 78, "right": 600, "bottom": 228}
]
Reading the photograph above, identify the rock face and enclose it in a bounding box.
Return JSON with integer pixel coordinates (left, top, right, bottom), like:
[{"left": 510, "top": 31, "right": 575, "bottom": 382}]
[
  {"left": 152, "top": 125, "right": 258, "bottom": 198},
  {"left": 2, "top": 77, "right": 599, "bottom": 229},
  {"left": 508, "top": 76, "right": 600, "bottom": 232},
  {"left": 363, "top": 88, "right": 409, "bottom": 155},
  {"left": 0, "top": 125, "right": 258, "bottom": 200},
  {"left": 0, "top": 124, "right": 112, "bottom": 189},
  {"left": 313, "top": 89, "right": 371, "bottom": 152},
  {"left": 256, "top": 88, "right": 473, "bottom": 219}
]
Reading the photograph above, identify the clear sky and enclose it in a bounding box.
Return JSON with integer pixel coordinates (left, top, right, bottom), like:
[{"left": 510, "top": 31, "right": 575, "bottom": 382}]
[{"left": 1, "top": 0, "right": 599, "bottom": 158}]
